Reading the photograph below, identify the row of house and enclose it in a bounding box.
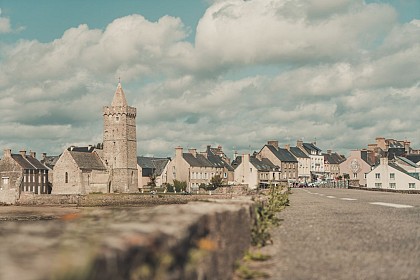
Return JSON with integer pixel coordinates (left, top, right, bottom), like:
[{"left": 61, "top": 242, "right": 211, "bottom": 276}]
[{"left": 1, "top": 81, "right": 418, "bottom": 198}]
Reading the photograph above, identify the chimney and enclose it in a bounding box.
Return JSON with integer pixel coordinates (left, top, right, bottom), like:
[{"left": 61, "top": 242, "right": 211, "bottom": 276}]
[
  {"left": 42, "top": 153, "right": 47, "bottom": 161},
  {"left": 188, "top": 148, "right": 197, "bottom": 157},
  {"left": 242, "top": 154, "right": 250, "bottom": 163},
  {"left": 285, "top": 144, "right": 290, "bottom": 151},
  {"left": 380, "top": 157, "right": 388, "bottom": 166},
  {"left": 297, "top": 139, "right": 303, "bottom": 148},
  {"left": 29, "top": 150, "right": 36, "bottom": 158},
  {"left": 327, "top": 150, "right": 332, "bottom": 155},
  {"left": 404, "top": 141, "right": 411, "bottom": 154},
  {"left": 3, "top": 149, "right": 11, "bottom": 158},
  {"left": 175, "top": 146, "right": 183, "bottom": 159},
  {"left": 19, "top": 150, "right": 26, "bottom": 157},
  {"left": 268, "top": 140, "right": 279, "bottom": 149}
]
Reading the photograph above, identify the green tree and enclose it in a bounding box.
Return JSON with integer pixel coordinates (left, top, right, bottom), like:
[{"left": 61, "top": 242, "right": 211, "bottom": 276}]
[{"left": 173, "top": 180, "right": 187, "bottom": 192}]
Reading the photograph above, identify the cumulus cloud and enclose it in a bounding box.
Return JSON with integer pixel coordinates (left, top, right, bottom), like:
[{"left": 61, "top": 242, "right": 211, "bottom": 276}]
[{"left": 0, "top": 0, "right": 419, "bottom": 157}]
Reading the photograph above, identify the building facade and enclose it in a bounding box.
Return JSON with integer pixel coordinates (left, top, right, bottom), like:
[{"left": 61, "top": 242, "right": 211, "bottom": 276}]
[
  {"left": 366, "top": 157, "right": 420, "bottom": 191},
  {"left": 0, "top": 149, "right": 49, "bottom": 195},
  {"left": 102, "top": 82, "right": 138, "bottom": 193},
  {"left": 340, "top": 150, "right": 375, "bottom": 187}
]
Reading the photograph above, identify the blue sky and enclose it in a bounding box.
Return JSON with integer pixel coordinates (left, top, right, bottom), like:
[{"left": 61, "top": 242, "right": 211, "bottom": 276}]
[{"left": 0, "top": 0, "right": 419, "bottom": 158}]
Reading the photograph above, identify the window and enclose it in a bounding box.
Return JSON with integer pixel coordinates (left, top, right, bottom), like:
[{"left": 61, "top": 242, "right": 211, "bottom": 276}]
[
  {"left": 389, "top": 183, "right": 396, "bottom": 189},
  {"left": 2, "top": 177, "right": 9, "bottom": 186},
  {"left": 375, "top": 183, "right": 382, "bottom": 188},
  {"left": 224, "top": 172, "right": 227, "bottom": 178},
  {"left": 353, "top": 173, "right": 357, "bottom": 179},
  {"left": 409, "top": 183, "right": 416, "bottom": 189},
  {"left": 390, "top": 173, "right": 395, "bottom": 180},
  {"left": 65, "top": 172, "right": 69, "bottom": 183},
  {"left": 375, "top": 173, "right": 380, "bottom": 179}
]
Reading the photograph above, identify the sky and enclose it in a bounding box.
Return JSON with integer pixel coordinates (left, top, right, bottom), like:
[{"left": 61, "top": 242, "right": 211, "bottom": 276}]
[{"left": 0, "top": 0, "right": 419, "bottom": 159}]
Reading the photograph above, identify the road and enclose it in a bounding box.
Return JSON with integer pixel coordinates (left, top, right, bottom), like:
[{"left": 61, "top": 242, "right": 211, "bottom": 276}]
[{"left": 257, "top": 188, "right": 420, "bottom": 280}]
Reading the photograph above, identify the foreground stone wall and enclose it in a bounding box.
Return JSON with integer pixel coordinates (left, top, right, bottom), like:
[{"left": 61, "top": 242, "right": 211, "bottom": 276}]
[
  {"left": 0, "top": 197, "right": 254, "bottom": 280},
  {"left": 0, "top": 189, "right": 19, "bottom": 205}
]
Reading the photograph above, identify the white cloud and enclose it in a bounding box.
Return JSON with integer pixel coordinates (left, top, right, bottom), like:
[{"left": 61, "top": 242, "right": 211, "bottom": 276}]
[{"left": 0, "top": 0, "right": 419, "bottom": 157}]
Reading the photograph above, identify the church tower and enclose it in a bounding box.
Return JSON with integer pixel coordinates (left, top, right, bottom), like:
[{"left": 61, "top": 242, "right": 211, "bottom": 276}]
[{"left": 103, "top": 82, "right": 138, "bottom": 193}]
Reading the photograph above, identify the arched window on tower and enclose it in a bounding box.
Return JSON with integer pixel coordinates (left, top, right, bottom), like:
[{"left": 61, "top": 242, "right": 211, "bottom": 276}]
[{"left": 65, "top": 172, "right": 68, "bottom": 183}]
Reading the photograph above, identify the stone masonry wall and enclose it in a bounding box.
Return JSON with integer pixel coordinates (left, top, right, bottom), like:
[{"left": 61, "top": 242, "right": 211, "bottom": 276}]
[{"left": 1, "top": 197, "right": 255, "bottom": 280}]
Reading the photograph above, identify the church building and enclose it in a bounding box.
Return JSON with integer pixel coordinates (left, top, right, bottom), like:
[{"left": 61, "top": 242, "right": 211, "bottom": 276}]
[{"left": 53, "top": 82, "right": 138, "bottom": 194}]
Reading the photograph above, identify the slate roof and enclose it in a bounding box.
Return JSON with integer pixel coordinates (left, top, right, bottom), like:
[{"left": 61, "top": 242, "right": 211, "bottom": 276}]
[
  {"left": 68, "top": 146, "right": 95, "bottom": 153},
  {"left": 290, "top": 147, "right": 309, "bottom": 159},
  {"left": 137, "top": 156, "right": 170, "bottom": 177},
  {"left": 406, "top": 154, "right": 420, "bottom": 164},
  {"left": 396, "top": 156, "right": 418, "bottom": 168},
  {"left": 206, "top": 146, "right": 234, "bottom": 171},
  {"left": 69, "top": 151, "right": 106, "bottom": 171},
  {"left": 266, "top": 145, "right": 298, "bottom": 162},
  {"left": 323, "top": 153, "right": 345, "bottom": 164},
  {"left": 183, "top": 153, "right": 214, "bottom": 168},
  {"left": 302, "top": 143, "right": 322, "bottom": 154},
  {"left": 41, "top": 155, "right": 60, "bottom": 169},
  {"left": 233, "top": 155, "right": 279, "bottom": 172},
  {"left": 387, "top": 147, "right": 406, "bottom": 159},
  {"left": 11, "top": 154, "right": 48, "bottom": 170}
]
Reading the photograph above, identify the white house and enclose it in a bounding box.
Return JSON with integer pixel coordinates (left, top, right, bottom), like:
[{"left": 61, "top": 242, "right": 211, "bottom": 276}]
[
  {"left": 233, "top": 154, "right": 281, "bottom": 189},
  {"left": 366, "top": 157, "right": 420, "bottom": 191}
]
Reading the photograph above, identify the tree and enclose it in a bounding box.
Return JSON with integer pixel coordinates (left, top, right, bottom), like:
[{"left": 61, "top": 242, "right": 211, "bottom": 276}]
[
  {"left": 210, "top": 174, "right": 223, "bottom": 189},
  {"left": 173, "top": 180, "right": 187, "bottom": 192}
]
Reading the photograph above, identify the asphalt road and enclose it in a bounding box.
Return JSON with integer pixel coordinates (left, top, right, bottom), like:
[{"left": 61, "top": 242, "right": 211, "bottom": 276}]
[{"left": 258, "top": 188, "right": 420, "bottom": 280}]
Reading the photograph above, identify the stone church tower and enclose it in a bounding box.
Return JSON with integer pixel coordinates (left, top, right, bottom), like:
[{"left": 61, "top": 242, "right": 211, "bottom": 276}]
[{"left": 103, "top": 82, "right": 138, "bottom": 193}]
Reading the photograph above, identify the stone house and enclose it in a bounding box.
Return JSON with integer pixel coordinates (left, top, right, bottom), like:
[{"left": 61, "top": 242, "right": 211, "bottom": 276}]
[
  {"left": 0, "top": 149, "right": 49, "bottom": 196},
  {"left": 366, "top": 157, "right": 420, "bottom": 191},
  {"left": 297, "top": 140, "right": 325, "bottom": 181},
  {"left": 323, "top": 150, "right": 346, "bottom": 180},
  {"left": 233, "top": 154, "right": 281, "bottom": 189},
  {"left": 204, "top": 145, "right": 234, "bottom": 184},
  {"left": 340, "top": 150, "right": 375, "bottom": 187},
  {"left": 258, "top": 141, "right": 298, "bottom": 182},
  {"left": 167, "top": 146, "right": 229, "bottom": 192},
  {"left": 137, "top": 156, "right": 170, "bottom": 189},
  {"left": 288, "top": 145, "right": 311, "bottom": 183},
  {"left": 52, "top": 147, "right": 109, "bottom": 194}
]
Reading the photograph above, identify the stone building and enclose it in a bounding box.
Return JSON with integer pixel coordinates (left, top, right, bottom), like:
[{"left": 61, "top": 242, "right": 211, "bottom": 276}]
[
  {"left": 52, "top": 82, "right": 138, "bottom": 194},
  {"left": 137, "top": 156, "right": 170, "bottom": 189},
  {"left": 340, "top": 150, "right": 375, "bottom": 187},
  {"left": 167, "top": 146, "right": 231, "bottom": 192},
  {"left": 52, "top": 147, "right": 109, "bottom": 194},
  {"left": 0, "top": 149, "right": 49, "bottom": 197},
  {"left": 258, "top": 141, "right": 298, "bottom": 182},
  {"left": 103, "top": 82, "right": 138, "bottom": 193},
  {"left": 233, "top": 154, "right": 281, "bottom": 189}
]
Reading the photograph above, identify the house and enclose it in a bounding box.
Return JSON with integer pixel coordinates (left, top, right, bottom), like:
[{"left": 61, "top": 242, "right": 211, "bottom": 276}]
[
  {"left": 367, "top": 137, "right": 412, "bottom": 159},
  {"left": 166, "top": 146, "right": 229, "bottom": 192},
  {"left": 40, "top": 152, "right": 60, "bottom": 186},
  {"left": 288, "top": 145, "right": 311, "bottom": 183},
  {"left": 204, "top": 145, "right": 235, "bottom": 184},
  {"left": 0, "top": 149, "right": 49, "bottom": 195},
  {"left": 52, "top": 146, "right": 109, "bottom": 194},
  {"left": 323, "top": 150, "right": 346, "bottom": 180},
  {"left": 366, "top": 157, "right": 420, "bottom": 191},
  {"left": 340, "top": 150, "right": 375, "bottom": 187},
  {"left": 233, "top": 154, "right": 281, "bottom": 189},
  {"left": 297, "top": 140, "right": 325, "bottom": 181},
  {"left": 258, "top": 141, "right": 298, "bottom": 182},
  {"left": 137, "top": 156, "right": 170, "bottom": 189}
]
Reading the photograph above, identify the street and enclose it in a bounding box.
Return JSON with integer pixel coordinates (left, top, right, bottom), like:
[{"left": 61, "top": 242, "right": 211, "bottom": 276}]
[{"left": 257, "top": 188, "right": 420, "bottom": 280}]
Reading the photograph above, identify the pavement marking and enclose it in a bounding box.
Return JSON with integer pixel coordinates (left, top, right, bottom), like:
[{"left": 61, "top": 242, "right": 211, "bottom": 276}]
[
  {"left": 340, "top": 198, "right": 358, "bottom": 201},
  {"left": 326, "top": 196, "right": 336, "bottom": 198},
  {"left": 369, "top": 202, "right": 414, "bottom": 209}
]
